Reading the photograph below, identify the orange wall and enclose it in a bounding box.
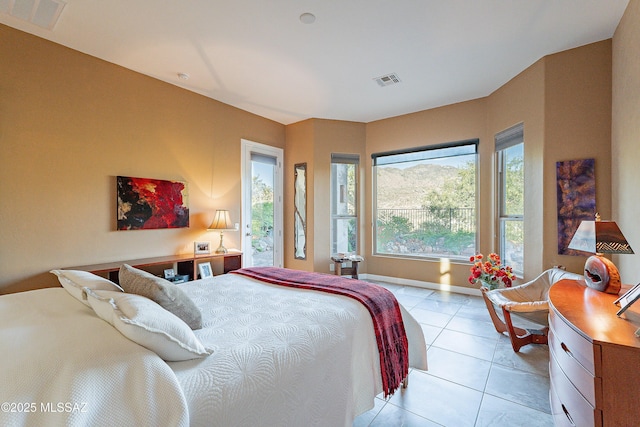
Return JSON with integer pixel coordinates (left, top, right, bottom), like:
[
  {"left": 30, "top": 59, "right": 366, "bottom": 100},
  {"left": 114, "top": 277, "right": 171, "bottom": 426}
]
[
  {"left": 612, "top": 0, "right": 640, "bottom": 282},
  {"left": 0, "top": 25, "right": 285, "bottom": 293}
]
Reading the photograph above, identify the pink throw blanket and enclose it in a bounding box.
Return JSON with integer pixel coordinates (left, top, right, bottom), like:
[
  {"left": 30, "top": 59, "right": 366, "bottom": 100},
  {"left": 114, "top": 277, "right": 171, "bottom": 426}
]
[{"left": 231, "top": 267, "right": 409, "bottom": 397}]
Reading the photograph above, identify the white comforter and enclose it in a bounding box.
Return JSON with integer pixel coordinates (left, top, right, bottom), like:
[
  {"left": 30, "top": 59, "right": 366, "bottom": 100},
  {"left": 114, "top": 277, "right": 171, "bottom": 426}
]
[
  {"left": 0, "top": 288, "right": 189, "bottom": 427},
  {"left": 1, "top": 275, "right": 427, "bottom": 427},
  {"left": 169, "top": 274, "right": 427, "bottom": 427}
]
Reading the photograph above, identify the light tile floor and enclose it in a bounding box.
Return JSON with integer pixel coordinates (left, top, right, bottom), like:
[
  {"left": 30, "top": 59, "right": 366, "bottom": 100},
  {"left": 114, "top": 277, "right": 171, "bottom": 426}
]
[{"left": 353, "top": 282, "right": 554, "bottom": 427}]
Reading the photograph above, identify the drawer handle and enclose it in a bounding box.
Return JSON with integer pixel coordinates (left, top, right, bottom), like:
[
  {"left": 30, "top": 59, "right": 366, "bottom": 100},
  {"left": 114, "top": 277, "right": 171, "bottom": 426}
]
[
  {"left": 561, "top": 404, "right": 576, "bottom": 426},
  {"left": 560, "top": 342, "right": 574, "bottom": 358}
]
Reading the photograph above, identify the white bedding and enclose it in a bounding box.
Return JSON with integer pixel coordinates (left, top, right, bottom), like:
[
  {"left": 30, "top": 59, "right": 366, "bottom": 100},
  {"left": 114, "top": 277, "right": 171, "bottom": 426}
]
[
  {"left": 169, "top": 273, "right": 427, "bottom": 427},
  {"left": 1, "top": 274, "right": 427, "bottom": 427},
  {"left": 0, "top": 288, "right": 189, "bottom": 427}
]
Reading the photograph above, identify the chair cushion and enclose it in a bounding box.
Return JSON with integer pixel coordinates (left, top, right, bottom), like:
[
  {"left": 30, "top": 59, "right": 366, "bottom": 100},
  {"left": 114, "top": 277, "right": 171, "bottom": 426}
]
[{"left": 486, "top": 268, "right": 583, "bottom": 313}]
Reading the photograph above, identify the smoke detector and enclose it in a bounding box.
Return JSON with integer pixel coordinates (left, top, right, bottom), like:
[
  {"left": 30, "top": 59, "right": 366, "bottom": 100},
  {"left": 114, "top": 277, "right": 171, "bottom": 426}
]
[
  {"left": 373, "top": 73, "right": 401, "bottom": 87},
  {"left": 1, "top": 0, "right": 67, "bottom": 30}
]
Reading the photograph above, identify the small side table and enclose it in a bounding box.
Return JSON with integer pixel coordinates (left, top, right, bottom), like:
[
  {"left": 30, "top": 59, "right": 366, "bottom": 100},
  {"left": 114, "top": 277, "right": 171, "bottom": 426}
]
[{"left": 332, "top": 256, "right": 363, "bottom": 279}]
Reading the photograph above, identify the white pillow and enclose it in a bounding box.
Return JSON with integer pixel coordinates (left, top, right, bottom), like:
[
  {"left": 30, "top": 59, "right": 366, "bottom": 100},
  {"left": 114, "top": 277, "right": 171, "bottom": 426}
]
[
  {"left": 84, "top": 289, "right": 213, "bottom": 361},
  {"left": 50, "top": 269, "right": 123, "bottom": 306}
]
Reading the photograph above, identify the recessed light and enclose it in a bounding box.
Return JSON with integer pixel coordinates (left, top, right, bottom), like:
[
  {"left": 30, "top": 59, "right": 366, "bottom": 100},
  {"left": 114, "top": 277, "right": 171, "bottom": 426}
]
[{"left": 300, "top": 13, "right": 316, "bottom": 24}]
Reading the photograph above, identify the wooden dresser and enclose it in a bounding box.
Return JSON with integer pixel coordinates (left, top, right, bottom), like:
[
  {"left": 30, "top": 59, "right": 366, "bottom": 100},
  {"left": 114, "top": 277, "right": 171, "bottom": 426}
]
[{"left": 548, "top": 279, "right": 640, "bottom": 427}]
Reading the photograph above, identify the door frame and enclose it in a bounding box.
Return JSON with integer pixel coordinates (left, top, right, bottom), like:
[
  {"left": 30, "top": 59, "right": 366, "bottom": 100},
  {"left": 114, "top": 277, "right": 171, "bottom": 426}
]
[{"left": 240, "top": 139, "right": 284, "bottom": 268}]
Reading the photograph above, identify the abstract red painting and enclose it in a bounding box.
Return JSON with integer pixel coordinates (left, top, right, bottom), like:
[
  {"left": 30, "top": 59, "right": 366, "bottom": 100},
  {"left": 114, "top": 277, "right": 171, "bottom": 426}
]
[{"left": 117, "top": 176, "right": 189, "bottom": 230}]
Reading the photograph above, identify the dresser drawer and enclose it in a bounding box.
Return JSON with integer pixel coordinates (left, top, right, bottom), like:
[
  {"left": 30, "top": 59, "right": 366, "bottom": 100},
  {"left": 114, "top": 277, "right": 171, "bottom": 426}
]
[
  {"left": 550, "top": 356, "right": 601, "bottom": 427},
  {"left": 549, "top": 325, "right": 601, "bottom": 407},
  {"left": 549, "top": 309, "right": 599, "bottom": 375},
  {"left": 550, "top": 381, "right": 577, "bottom": 427}
]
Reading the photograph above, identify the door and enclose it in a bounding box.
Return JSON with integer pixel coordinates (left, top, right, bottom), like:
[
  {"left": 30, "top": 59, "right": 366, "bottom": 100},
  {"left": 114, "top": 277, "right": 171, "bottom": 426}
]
[{"left": 241, "top": 140, "right": 283, "bottom": 267}]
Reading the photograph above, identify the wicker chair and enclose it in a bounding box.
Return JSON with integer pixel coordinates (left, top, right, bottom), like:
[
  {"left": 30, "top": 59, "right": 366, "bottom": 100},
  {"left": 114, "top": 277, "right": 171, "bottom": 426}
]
[{"left": 481, "top": 268, "right": 583, "bottom": 352}]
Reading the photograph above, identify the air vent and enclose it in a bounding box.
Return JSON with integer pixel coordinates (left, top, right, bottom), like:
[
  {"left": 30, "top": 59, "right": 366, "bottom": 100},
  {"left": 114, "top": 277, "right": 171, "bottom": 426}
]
[
  {"left": 373, "top": 73, "right": 401, "bottom": 87},
  {"left": 1, "top": 0, "right": 66, "bottom": 30}
]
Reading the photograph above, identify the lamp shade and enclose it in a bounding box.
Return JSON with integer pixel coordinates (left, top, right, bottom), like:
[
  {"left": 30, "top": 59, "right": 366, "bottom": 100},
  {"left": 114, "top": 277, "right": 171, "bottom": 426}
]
[
  {"left": 207, "top": 210, "right": 233, "bottom": 230},
  {"left": 567, "top": 220, "right": 634, "bottom": 255},
  {"left": 567, "top": 215, "right": 633, "bottom": 294}
]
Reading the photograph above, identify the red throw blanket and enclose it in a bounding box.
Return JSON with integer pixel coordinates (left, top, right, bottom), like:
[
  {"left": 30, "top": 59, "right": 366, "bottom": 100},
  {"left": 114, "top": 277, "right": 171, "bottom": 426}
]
[{"left": 231, "top": 267, "right": 409, "bottom": 397}]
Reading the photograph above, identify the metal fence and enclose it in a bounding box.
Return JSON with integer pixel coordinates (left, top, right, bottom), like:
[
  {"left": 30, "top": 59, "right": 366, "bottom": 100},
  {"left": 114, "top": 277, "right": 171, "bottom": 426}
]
[{"left": 377, "top": 207, "right": 476, "bottom": 234}]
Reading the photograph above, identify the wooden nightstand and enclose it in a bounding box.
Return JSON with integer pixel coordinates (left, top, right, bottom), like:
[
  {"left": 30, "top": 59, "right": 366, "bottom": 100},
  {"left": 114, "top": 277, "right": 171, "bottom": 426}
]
[
  {"left": 548, "top": 279, "right": 640, "bottom": 426},
  {"left": 69, "top": 252, "right": 242, "bottom": 283}
]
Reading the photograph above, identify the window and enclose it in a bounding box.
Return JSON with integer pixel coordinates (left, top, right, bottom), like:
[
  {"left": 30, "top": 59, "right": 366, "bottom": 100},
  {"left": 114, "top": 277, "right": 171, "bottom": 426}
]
[
  {"left": 331, "top": 154, "right": 359, "bottom": 255},
  {"left": 496, "top": 124, "right": 524, "bottom": 275},
  {"left": 373, "top": 140, "right": 478, "bottom": 259}
]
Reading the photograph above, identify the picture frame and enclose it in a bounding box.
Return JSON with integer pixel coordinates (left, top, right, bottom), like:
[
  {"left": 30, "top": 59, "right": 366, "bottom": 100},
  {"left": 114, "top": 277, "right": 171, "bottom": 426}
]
[
  {"left": 194, "top": 241, "right": 211, "bottom": 255},
  {"left": 116, "top": 176, "right": 189, "bottom": 230},
  {"left": 198, "top": 262, "right": 213, "bottom": 280},
  {"left": 615, "top": 283, "right": 640, "bottom": 317},
  {"left": 163, "top": 268, "right": 176, "bottom": 280}
]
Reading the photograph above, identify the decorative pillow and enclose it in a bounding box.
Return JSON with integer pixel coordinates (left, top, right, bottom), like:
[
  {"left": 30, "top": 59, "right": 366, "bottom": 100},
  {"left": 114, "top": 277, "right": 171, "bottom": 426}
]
[
  {"left": 50, "top": 269, "right": 123, "bottom": 306},
  {"left": 84, "top": 288, "right": 213, "bottom": 361},
  {"left": 118, "top": 264, "right": 202, "bottom": 330}
]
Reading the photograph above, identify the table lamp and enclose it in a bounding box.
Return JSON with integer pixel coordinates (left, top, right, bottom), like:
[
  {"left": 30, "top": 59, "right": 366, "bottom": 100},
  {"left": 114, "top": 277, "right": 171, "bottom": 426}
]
[
  {"left": 208, "top": 210, "right": 233, "bottom": 254},
  {"left": 567, "top": 213, "right": 634, "bottom": 294}
]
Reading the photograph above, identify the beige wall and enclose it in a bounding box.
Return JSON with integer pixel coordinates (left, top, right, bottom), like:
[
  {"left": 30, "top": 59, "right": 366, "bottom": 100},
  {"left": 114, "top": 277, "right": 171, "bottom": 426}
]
[
  {"left": 487, "top": 59, "right": 546, "bottom": 278},
  {"left": 284, "top": 119, "right": 366, "bottom": 273},
  {"left": 365, "top": 99, "right": 488, "bottom": 286},
  {"left": 544, "top": 41, "right": 613, "bottom": 272},
  {"left": 284, "top": 119, "right": 315, "bottom": 271},
  {"left": 3, "top": 13, "right": 634, "bottom": 293},
  {"left": 613, "top": 0, "right": 640, "bottom": 282},
  {"left": 0, "top": 25, "right": 285, "bottom": 293},
  {"left": 361, "top": 41, "right": 613, "bottom": 288}
]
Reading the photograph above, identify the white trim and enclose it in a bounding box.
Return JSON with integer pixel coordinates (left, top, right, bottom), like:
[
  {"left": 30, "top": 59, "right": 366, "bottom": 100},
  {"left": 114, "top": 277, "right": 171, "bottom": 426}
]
[{"left": 360, "top": 273, "right": 482, "bottom": 297}]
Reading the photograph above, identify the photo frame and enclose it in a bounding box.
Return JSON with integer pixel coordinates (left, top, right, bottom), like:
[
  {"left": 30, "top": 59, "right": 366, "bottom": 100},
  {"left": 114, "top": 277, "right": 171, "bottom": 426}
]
[
  {"left": 194, "top": 241, "right": 211, "bottom": 255},
  {"left": 615, "top": 283, "right": 640, "bottom": 317},
  {"left": 198, "top": 262, "right": 213, "bottom": 280},
  {"left": 163, "top": 268, "right": 176, "bottom": 280}
]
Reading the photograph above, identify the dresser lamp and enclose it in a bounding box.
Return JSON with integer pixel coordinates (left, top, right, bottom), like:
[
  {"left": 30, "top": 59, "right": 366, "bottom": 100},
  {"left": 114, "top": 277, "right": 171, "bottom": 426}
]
[
  {"left": 567, "top": 213, "right": 634, "bottom": 294},
  {"left": 207, "top": 210, "right": 233, "bottom": 254}
]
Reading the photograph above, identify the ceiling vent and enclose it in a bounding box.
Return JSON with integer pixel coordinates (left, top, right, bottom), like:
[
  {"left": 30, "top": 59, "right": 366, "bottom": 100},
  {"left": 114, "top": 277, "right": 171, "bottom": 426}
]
[
  {"left": 373, "top": 73, "right": 401, "bottom": 87},
  {"left": 1, "top": 0, "right": 66, "bottom": 30}
]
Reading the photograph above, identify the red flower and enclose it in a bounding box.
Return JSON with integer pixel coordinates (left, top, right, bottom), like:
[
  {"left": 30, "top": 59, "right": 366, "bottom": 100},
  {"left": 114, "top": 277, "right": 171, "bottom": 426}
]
[{"left": 468, "top": 252, "right": 515, "bottom": 290}]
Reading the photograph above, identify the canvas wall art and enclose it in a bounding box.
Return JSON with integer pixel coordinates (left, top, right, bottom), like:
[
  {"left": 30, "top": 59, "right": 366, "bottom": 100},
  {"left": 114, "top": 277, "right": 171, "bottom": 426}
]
[
  {"left": 117, "top": 176, "right": 189, "bottom": 230},
  {"left": 556, "top": 158, "right": 596, "bottom": 255}
]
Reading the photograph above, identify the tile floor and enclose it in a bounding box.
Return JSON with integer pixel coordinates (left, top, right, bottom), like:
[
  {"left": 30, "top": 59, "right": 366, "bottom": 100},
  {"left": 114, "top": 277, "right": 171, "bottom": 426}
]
[{"left": 353, "top": 282, "right": 554, "bottom": 427}]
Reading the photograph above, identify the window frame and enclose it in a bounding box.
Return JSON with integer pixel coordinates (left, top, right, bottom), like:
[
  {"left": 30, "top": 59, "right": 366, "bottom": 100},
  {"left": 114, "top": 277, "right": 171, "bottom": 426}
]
[
  {"left": 495, "top": 124, "right": 524, "bottom": 275},
  {"left": 372, "top": 139, "right": 479, "bottom": 260},
  {"left": 330, "top": 153, "right": 359, "bottom": 255}
]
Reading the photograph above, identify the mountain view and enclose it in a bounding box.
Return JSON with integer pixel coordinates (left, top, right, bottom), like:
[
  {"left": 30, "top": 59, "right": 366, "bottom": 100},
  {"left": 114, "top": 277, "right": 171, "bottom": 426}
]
[{"left": 376, "top": 164, "right": 460, "bottom": 209}]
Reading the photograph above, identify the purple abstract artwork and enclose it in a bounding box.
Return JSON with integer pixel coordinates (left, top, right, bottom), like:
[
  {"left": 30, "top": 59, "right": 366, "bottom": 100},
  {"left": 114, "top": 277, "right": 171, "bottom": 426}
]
[{"left": 556, "top": 158, "right": 596, "bottom": 255}]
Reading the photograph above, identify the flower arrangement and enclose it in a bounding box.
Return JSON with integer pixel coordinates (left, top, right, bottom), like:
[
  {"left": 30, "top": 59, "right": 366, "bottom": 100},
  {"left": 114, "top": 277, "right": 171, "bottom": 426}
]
[{"left": 468, "top": 253, "right": 515, "bottom": 290}]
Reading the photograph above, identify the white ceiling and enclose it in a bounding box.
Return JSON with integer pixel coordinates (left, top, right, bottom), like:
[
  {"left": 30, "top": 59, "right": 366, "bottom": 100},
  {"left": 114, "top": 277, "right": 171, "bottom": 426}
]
[{"left": 1, "top": 0, "right": 630, "bottom": 125}]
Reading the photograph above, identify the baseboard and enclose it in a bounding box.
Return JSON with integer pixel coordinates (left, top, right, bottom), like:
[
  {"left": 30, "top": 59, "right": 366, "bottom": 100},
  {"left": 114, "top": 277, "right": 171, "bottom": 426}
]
[{"left": 360, "top": 273, "right": 482, "bottom": 297}]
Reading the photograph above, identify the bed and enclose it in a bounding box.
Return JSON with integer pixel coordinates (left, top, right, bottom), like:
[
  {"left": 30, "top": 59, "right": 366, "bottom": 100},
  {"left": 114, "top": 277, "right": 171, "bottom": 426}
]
[{"left": 1, "top": 267, "right": 427, "bottom": 427}]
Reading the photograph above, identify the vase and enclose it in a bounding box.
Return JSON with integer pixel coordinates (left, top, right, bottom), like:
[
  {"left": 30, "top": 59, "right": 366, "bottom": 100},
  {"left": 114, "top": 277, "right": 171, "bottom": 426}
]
[{"left": 480, "top": 280, "right": 499, "bottom": 291}]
